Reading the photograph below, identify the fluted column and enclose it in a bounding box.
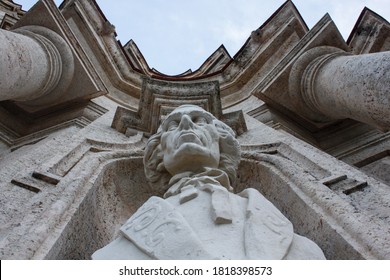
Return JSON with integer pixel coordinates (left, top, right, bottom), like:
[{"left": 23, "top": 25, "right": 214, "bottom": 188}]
[
  {"left": 0, "top": 26, "right": 74, "bottom": 102},
  {"left": 295, "top": 47, "right": 390, "bottom": 130}
]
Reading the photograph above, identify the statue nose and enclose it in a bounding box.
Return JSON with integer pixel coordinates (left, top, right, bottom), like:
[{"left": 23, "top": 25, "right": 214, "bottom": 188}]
[{"left": 178, "top": 114, "right": 194, "bottom": 130}]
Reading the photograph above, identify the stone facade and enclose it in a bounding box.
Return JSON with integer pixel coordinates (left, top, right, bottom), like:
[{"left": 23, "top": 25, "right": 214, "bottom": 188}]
[
  {"left": 0, "top": 0, "right": 25, "bottom": 30},
  {"left": 0, "top": 0, "right": 389, "bottom": 259}
]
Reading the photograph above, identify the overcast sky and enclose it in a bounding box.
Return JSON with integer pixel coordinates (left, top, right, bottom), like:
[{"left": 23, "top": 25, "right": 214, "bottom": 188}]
[{"left": 16, "top": 0, "right": 390, "bottom": 75}]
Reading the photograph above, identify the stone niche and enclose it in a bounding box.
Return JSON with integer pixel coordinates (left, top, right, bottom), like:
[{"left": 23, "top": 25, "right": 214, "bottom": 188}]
[
  {"left": 42, "top": 145, "right": 369, "bottom": 260},
  {"left": 237, "top": 157, "right": 358, "bottom": 260},
  {"left": 41, "top": 156, "right": 147, "bottom": 259}
]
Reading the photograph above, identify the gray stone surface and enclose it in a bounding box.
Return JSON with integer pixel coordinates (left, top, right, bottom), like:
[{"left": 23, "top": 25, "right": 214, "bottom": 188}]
[
  {"left": 0, "top": 27, "right": 64, "bottom": 101},
  {"left": 0, "top": 0, "right": 389, "bottom": 260},
  {"left": 302, "top": 49, "right": 390, "bottom": 130}
]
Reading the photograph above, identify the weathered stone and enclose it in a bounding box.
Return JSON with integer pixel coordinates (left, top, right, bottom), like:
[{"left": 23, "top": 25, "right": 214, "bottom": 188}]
[
  {"left": 0, "top": 26, "right": 71, "bottom": 101},
  {"left": 296, "top": 47, "right": 390, "bottom": 130},
  {"left": 0, "top": 0, "right": 389, "bottom": 261},
  {"left": 111, "top": 78, "right": 247, "bottom": 136}
]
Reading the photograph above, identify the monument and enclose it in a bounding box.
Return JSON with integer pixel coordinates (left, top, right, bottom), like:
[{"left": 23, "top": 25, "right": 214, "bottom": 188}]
[
  {"left": 0, "top": 0, "right": 389, "bottom": 260},
  {"left": 92, "top": 105, "right": 325, "bottom": 260}
]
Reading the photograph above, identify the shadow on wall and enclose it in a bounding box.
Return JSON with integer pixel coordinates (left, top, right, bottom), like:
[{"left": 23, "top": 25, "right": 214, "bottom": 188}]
[{"left": 44, "top": 157, "right": 150, "bottom": 259}]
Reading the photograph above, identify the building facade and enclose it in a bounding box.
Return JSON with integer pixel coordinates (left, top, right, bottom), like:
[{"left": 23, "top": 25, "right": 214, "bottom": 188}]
[{"left": 0, "top": 0, "right": 389, "bottom": 259}]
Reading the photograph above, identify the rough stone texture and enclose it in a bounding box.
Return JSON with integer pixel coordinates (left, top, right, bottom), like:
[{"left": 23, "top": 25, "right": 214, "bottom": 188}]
[
  {"left": 301, "top": 50, "right": 390, "bottom": 130},
  {"left": 10, "top": 0, "right": 106, "bottom": 112},
  {"left": 348, "top": 7, "right": 390, "bottom": 54},
  {"left": 0, "top": 0, "right": 389, "bottom": 260},
  {"left": 0, "top": 26, "right": 69, "bottom": 101}
]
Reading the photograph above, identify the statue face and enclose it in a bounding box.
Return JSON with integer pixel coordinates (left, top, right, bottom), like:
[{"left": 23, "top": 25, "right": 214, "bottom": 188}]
[{"left": 160, "top": 106, "right": 220, "bottom": 175}]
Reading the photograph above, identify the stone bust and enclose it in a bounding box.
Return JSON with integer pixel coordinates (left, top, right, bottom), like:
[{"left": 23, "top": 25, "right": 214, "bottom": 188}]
[{"left": 92, "top": 105, "right": 325, "bottom": 259}]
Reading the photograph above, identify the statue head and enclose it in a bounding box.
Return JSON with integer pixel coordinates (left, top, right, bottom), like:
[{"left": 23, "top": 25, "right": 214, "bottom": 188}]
[{"left": 144, "top": 105, "right": 240, "bottom": 193}]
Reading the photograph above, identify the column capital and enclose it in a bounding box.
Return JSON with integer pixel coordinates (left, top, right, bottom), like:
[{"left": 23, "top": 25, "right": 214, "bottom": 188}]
[{"left": 289, "top": 46, "right": 347, "bottom": 123}]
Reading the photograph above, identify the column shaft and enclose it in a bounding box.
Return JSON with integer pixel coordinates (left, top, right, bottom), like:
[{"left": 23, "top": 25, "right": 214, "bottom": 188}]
[
  {"left": 0, "top": 28, "right": 61, "bottom": 101},
  {"left": 302, "top": 51, "right": 390, "bottom": 130}
]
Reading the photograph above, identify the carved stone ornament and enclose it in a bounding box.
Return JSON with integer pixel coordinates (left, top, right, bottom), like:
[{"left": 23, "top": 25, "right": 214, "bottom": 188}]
[
  {"left": 111, "top": 78, "right": 247, "bottom": 137},
  {"left": 93, "top": 105, "right": 325, "bottom": 259}
]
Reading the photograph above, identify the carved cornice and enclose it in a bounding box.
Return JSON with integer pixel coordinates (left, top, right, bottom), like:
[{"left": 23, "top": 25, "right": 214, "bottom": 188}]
[
  {"left": 0, "top": 0, "right": 25, "bottom": 30},
  {"left": 0, "top": 100, "right": 108, "bottom": 147},
  {"left": 59, "top": 0, "right": 143, "bottom": 103},
  {"left": 111, "top": 78, "right": 247, "bottom": 136},
  {"left": 348, "top": 7, "right": 390, "bottom": 54}
]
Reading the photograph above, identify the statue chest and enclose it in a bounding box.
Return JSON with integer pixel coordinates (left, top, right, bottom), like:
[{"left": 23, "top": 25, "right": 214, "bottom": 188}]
[{"left": 166, "top": 190, "right": 248, "bottom": 259}]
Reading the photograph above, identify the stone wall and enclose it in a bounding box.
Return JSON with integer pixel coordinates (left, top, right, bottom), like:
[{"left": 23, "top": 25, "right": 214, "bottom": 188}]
[{"left": 0, "top": 0, "right": 389, "bottom": 259}]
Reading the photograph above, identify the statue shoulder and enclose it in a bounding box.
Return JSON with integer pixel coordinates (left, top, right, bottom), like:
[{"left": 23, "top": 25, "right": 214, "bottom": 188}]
[
  {"left": 238, "top": 188, "right": 291, "bottom": 223},
  {"left": 238, "top": 188, "right": 295, "bottom": 259},
  {"left": 285, "top": 234, "right": 326, "bottom": 260}
]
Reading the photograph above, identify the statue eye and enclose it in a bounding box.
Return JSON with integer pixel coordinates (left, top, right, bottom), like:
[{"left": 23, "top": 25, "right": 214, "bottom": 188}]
[
  {"left": 167, "top": 121, "right": 178, "bottom": 131},
  {"left": 194, "top": 117, "right": 207, "bottom": 125}
]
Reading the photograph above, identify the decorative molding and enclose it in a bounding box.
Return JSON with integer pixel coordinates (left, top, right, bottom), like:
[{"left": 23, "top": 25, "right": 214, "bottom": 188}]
[
  {"left": 253, "top": 14, "right": 349, "bottom": 131},
  {"left": 298, "top": 49, "right": 346, "bottom": 122},
  {"left": 241, "top": 143, "right": 331, "bottom": 180},
  {"left": 348, "top": 7, "right": 390, "bottom": 54},
  {"left": 0, "top": 0, "right": 25, "bottom": 30},
  {"left": 112, "top": 78, "right": 247, "bottom": 136},
  {"left": 255, "top": 14, "right": 341, "bottom": 94},
  {"left": 10, "top": 133, "right": 144, "bottom": 196},
  {"left": 0, "top": 101, "right": 108, "bottom": 149},
  {"left": 48, "top": 134, "right": 144, "bottom": 178}
]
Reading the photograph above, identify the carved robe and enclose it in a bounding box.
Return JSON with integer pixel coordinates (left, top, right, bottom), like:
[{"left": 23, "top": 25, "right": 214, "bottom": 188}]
[{"left": 92, "top": 169, "right": 325, "bottom": 260}]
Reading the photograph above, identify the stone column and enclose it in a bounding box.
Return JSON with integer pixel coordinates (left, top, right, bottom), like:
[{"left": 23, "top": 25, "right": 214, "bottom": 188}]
[
  {"left": 0, "top": 26, "right": 74, "bottom": 102},
  {"left": 293, "top": 47, "right": 390, "bottom": 130}
]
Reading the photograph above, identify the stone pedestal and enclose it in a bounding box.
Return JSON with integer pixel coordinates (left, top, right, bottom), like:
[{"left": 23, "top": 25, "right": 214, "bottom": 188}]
[{"left": 0, "top": 26, "right": 73, "bottom": 102}]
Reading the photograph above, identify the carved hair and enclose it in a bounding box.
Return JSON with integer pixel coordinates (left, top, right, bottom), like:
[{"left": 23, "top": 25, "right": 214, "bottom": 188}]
[{"left": 144, "top": 110, "right": 241, "bottom": 194}]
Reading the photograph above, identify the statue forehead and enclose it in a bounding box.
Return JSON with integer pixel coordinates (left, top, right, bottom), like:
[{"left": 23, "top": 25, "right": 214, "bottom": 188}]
[
  {"left": 161, "top": 105, "right": 214, "bottom": 124},
  {"left": 169, "top": 105, "right": 211, "bottom": 115}
]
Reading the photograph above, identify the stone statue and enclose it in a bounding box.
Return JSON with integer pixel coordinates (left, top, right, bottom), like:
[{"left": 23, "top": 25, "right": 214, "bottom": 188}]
[{"left": 92, "top": 105, "right": 325, "bottom": 260}]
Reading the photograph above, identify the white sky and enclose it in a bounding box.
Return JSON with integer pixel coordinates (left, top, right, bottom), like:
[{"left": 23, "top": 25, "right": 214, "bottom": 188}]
[{"left": 15, "top": 0, "right": 390, "bottom": 75}]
